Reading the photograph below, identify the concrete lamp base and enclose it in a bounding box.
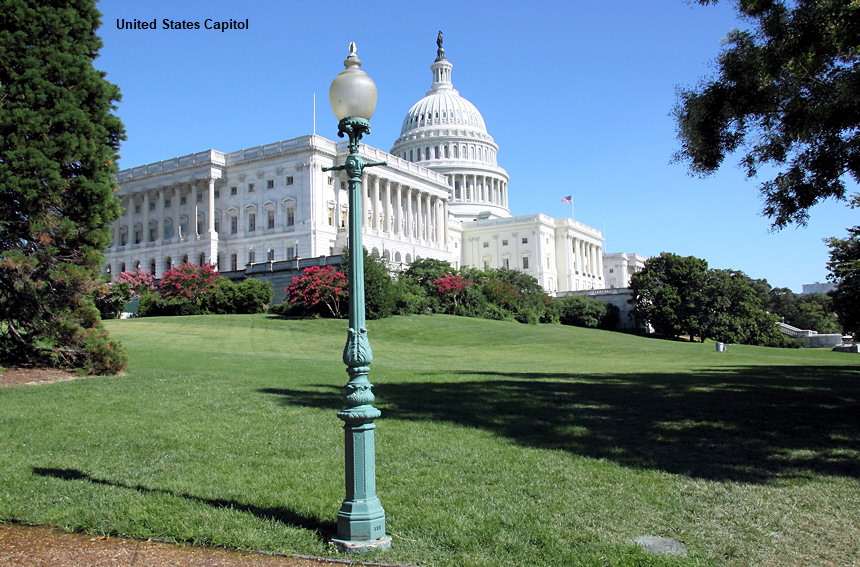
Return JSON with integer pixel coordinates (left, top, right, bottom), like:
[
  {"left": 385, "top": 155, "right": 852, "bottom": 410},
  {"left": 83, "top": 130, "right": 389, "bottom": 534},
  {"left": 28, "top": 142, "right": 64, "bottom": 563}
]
[{"left": 331, "top": 535, "right": 392, "bottom": 554}]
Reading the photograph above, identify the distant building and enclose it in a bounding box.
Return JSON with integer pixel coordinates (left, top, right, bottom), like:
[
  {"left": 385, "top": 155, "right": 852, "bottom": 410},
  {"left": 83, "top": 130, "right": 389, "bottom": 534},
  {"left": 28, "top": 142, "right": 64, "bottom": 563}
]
[
  {"left": 802, "top": 281, "right": 835, "bottom": 295},
  {"left": 103, "top": 36, "right": 625, "bottom": 294},
  {"left": 603, "top": 253, "right": 647, "bottom": 289}
]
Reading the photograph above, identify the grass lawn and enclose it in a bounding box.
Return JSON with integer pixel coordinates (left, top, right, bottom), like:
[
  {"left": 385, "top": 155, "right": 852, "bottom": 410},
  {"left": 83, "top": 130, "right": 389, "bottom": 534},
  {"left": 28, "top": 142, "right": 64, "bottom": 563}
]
[{"left": 1, "top": 313, "right": 858, "bottom": 566}]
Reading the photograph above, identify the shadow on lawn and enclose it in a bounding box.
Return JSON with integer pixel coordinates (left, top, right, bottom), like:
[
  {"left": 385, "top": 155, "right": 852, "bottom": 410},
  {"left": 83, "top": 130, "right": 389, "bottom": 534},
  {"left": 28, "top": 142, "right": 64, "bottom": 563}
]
[
  {"left": 32, "top": 467, "right": 336, "bottom": 540},
  {"left": 262, "top": 365, "right": 860, "bottom": 483}
]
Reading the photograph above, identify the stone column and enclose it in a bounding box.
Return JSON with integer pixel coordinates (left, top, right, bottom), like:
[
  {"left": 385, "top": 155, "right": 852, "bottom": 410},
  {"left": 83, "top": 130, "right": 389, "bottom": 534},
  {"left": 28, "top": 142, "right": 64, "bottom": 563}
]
[
  {"left": 173, "top": 184, "right": 182, "bottom": 241},
  {"left": 406, "top": 187, "right": 413, "bottom": 239},
  {"left": 207, "top": 174, "right": 219, "bottom": 268},
  {"left": 156, "top": 188, "right": 165, "bottom": 244},
  {"left": 382, "top": 179, "right": 390, "bottom": 234},
  {"left": 191, "top": 181, "right": 199, "bottom": 238}
]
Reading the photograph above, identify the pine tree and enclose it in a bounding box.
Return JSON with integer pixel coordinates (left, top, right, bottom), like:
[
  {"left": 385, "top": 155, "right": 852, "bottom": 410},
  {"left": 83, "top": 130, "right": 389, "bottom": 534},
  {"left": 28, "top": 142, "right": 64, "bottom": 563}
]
[{"left": 0, "top": 0, "right": 127, "bottom": 373}]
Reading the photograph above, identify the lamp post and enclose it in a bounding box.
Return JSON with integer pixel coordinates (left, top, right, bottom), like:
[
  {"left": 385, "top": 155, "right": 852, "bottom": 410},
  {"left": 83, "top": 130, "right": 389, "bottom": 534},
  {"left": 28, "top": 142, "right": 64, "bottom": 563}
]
[{"left": 322, "top": 43, "right": 391, "bottom": 553}]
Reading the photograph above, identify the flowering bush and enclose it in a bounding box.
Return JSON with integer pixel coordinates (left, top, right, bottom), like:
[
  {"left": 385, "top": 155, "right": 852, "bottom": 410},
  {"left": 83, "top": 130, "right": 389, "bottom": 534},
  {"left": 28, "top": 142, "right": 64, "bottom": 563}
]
[
  {"left": 159, "top": 263, "right": 219, "bottom": 300},
  {"left": 483, "top": 278, "right": 520, "bottom": 305},
  {"left": 286, "top": 265, "right": 348, "bottom": 318},
  {"left": 113, "top": 269, "right": 155, "bottom": 297},
  {"left": 433, "top": 273, "right": 472, "bottom": 309}
]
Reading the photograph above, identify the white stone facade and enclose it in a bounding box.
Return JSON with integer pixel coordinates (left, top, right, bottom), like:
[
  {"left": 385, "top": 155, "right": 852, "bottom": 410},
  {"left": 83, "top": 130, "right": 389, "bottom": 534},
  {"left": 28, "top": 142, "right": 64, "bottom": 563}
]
[
  {"left": 603, "top": 252, "right": 648, "bottom": 289},
  {"left": 106, "top": 136, "right": 453, "bottom": 276},
  {"left": 103, "top": 37, "right": 616, "bottom": 294}
]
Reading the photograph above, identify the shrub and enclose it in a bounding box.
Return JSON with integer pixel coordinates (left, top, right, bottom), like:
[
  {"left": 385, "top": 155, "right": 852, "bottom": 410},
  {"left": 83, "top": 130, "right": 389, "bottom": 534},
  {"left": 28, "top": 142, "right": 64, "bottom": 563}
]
[
  {"left": 556, "top": 295, "right": 608, "bottom": 328},
  {"left": 159, "top": 263, "right": 219, "bottom": 301},
  {"left": 286, "top": 265, "right": 348, "bottom": 318}
]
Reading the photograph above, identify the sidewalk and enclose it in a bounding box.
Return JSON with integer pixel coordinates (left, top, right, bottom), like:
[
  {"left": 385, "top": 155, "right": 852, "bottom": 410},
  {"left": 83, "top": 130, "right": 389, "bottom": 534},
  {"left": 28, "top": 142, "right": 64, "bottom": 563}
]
[{"left": 0, "top": 523, "right": 358, "bottom": 567}]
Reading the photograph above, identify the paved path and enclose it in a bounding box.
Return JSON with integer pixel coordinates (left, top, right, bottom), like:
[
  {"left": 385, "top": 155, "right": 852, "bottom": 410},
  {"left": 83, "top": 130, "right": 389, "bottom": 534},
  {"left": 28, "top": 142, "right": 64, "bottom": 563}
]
[{"left": 0, "top": 523, "right": 365, "bottom": 567}]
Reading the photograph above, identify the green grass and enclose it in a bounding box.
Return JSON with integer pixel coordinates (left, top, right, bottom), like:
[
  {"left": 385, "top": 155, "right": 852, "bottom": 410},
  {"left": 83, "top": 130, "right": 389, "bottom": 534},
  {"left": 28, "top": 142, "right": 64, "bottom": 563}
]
[{"left": 1, "top": 314, "right": 859, "bottom": 566}]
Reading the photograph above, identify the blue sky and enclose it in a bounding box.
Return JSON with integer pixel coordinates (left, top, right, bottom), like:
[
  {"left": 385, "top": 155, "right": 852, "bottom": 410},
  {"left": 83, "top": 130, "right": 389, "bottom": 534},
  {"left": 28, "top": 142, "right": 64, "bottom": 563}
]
[{"left": 95, "top": 0, "right": 856, "bottom": 292}]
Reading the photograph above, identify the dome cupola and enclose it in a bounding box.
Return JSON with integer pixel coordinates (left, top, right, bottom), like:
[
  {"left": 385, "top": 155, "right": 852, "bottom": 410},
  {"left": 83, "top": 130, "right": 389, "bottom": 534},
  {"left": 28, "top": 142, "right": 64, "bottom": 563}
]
[{"left": 391, "top": 33, "right": 510, "bottom": 221}]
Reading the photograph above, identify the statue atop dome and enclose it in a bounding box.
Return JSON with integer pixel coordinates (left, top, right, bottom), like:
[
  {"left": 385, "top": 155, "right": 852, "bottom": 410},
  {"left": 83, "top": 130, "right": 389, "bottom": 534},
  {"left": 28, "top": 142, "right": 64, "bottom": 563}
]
[{"left": 435, "top": 30, "right": 445, "bottom": 61}]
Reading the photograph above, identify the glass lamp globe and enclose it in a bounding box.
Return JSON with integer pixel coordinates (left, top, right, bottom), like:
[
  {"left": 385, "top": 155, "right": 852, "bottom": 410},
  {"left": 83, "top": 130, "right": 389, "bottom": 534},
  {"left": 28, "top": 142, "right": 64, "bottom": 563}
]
[{"left": 329, "top": 42, "right": 378, "bottom": 121}]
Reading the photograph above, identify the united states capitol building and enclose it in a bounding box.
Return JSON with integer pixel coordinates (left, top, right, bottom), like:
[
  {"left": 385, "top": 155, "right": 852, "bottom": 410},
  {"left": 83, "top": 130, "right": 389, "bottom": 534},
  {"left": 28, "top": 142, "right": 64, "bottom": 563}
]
[{"left": 104, "top": 37, "right": 644, "bottom": 295}]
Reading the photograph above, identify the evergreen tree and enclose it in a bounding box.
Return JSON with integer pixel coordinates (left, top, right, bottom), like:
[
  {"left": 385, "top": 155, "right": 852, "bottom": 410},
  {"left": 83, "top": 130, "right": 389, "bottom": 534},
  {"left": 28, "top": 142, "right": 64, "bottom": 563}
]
[{"left": 0, "top": 1, "right": 126, "bottom": 373}]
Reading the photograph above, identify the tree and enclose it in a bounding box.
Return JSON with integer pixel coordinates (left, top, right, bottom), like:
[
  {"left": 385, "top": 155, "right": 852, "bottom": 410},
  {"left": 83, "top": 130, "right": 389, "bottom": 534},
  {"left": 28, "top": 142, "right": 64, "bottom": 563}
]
[
  {"left": 701, "top": 269, "right": 783, "bottom": 345},
  {"left": 286, "top": 265, "right": 348, "bottom": 318},
  {"left": 630, "top": 253, "right": 710, "bottom": 340},
  {"left": 675, "top": 0, "right": 860, "bottom": 228},
  {"left": 0, "top": 1, "right": 127, "bottom": 373},
  {"left": 825, "top": 226, "right": 860, "bottom": 333}
]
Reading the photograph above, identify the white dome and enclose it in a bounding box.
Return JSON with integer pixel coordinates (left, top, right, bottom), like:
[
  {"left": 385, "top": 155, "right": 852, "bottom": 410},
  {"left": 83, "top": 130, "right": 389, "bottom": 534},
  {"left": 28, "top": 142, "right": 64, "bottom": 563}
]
[{"left": 390, "top": 35, "right": 510, "bottom": 221}]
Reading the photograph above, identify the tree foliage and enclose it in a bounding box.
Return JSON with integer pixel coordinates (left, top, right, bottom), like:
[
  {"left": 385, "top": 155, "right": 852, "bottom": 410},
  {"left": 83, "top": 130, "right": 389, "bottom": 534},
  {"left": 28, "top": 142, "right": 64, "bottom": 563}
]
[
  {"left": 826, "top": 225, "right": 860, "bottom": 333},
  {"left": 675, "top": 0, "right": 860, "bottom": 228},
  {"left": 630, "top": 253, "right": 710, "bottom": 340},
  {"left": 0, "top": 1, "right": 126, "bottom": 373},
  {"left": 631, "top": 252, "right": 785, "bottom": 345}
]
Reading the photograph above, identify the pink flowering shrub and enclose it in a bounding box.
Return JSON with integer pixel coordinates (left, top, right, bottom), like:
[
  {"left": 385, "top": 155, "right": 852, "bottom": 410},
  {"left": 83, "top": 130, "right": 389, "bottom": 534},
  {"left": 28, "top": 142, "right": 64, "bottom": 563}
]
[
  {"left": 286, "top": 265, "right": 348, "bottom": 318},
  {"left": 159, "top": 263, "right": 219, "bottom": 300},
  {"left": 433, "top": 273, "right": 472, "bottom": 309},
  {"left": 113, "top": 269, "right": 155, "bottom": 297}
]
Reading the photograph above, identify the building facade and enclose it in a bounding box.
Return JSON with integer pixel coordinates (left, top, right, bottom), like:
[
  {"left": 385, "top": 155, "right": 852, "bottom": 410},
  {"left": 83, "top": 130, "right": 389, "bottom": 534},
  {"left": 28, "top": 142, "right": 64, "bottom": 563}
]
[{"left": 104, "top": 37, "right": 610, "bottom": 294}]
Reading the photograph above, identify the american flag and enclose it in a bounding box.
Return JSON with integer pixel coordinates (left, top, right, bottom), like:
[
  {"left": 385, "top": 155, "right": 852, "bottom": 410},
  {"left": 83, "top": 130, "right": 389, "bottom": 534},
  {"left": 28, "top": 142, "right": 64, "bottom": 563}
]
[{"left": 561, "top": 195, "right": 573, "bottom": 204}]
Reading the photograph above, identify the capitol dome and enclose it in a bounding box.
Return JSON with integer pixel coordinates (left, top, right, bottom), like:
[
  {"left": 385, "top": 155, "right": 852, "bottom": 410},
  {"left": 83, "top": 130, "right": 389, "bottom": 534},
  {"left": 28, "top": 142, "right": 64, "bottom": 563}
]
[{"left": 391, "top": 34, "right": 510, "bottom": 220}]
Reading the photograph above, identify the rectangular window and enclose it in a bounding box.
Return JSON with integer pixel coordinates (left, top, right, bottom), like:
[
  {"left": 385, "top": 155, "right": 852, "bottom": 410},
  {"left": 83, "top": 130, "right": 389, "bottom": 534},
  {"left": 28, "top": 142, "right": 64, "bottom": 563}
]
[
  {"left": 522, "top": 256, "right": 529, "bottom": 269},
  {"left": 230, "top": 216, "right": 238, "bottom": 234},
  {"left": 328, "top": 208, "right": 335, "bottom": 226},
  {"left": 287, "top": 246, "right": 295, "bottom": 259},
  {"left": 266, "top": 179, "right": 274, "bottom": 190},
  {"left": 522, "top": 237, "right": 528, "bottom": 244},
  {"left": 230, "top": 253, "right": 237, "bottom": 271},
  {"left": 164, "top": 198, "right": 171, "bottom": 208},
  {"left": 134, "top": 205, "right": 141, "bottom": 214},
  {"left": 248, "top": 250, "right": 255, "bottom": 264},
  {"left": 503, "top": 258, "right": 510, "bottom": 269},
  {"left": 149, "top": 201, "right": 155, "bottom": 211},
  {"left": 248, "top": 212, "right": 256, "bottom": 232},
  {"left": 214, "top": 217, "right": 220, "bottom": 233},
  {"left": 328, "top": 177, "right": 334, "bottom": 186},
  {"left": 180, "top": 196, "right": 187, "bottom": 205},
  {"left": 267, "top": 249, "right": 275, "bottom": 262},
  {"left": 197, "top": 192, "right": 203, "bottom": 202},
  {"left": 248, "top": 183, "right": 255, "bottom": 193},
  {"left": 287, "top": 207, "right": 295, "bottom": 227},
  {"left": 482, "top": 241, "right": 489, "bottom": 248},
  {"left": 502, "top": 239, "right": 508, "bottom": 246},
  {"left": 267, "top": 209, "right": 275, "bottom": 229},
  {"left": 214, "top": 189, "right": 220, "bottom": 198},
  {"left": 286, "top": 176, "right": 294, "bottom": 185},
  {"left": 230, "top": 186, "right": 238, "bottom": 196}
]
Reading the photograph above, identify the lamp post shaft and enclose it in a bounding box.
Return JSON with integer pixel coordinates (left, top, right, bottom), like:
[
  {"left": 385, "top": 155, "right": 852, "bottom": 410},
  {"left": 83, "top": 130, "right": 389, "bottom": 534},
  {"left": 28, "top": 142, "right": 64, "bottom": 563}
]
[{"left": 324, "top": 117, "right": 390, "bottom": 552}]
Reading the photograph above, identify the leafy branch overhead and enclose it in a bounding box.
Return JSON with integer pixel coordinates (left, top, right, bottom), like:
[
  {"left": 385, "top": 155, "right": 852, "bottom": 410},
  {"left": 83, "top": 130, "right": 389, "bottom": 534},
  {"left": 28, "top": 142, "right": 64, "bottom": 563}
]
[{"left": 674, "top": 0, "right": 860, "bottom": 228}]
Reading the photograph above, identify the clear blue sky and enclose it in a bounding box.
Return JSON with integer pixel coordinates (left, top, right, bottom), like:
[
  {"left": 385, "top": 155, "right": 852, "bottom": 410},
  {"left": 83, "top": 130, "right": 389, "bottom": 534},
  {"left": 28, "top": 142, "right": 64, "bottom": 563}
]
[{"left": 95, "top": 0, "right": 856, "bottom": 292}]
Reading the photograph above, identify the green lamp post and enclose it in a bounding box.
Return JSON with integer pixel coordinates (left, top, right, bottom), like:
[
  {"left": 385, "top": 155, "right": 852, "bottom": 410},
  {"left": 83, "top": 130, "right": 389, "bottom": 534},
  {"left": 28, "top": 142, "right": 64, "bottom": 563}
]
[{"left": 322, "top": 43, "right": 391, "bottom": 553}]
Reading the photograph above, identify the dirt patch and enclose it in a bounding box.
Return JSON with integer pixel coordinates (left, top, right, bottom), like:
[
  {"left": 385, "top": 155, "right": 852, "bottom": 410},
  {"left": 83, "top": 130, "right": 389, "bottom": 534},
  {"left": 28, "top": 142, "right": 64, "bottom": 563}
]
[{"left": 0, "top": 366, "right": 79, "bottom": 387}]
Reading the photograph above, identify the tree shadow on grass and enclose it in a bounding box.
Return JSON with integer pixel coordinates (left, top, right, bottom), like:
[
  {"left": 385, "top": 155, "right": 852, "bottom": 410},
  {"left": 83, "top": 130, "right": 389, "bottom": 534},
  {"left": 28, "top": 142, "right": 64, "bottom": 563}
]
[
  {"left": 32, "top": 467, "right": 336, "bottom": 540},
  {"left": 261, "top": 365, "right": 860, "bottom": 483}
]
